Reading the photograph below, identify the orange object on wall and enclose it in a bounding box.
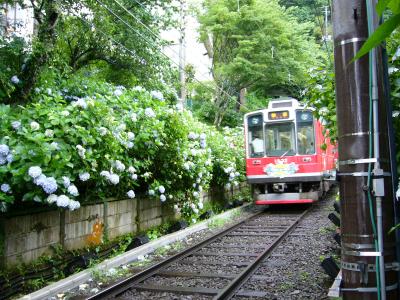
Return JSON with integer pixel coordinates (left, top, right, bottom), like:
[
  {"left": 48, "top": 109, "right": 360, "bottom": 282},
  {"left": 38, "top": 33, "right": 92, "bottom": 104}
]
[{"left": 87, "top": 219, "right": 104, "bottom": 245}]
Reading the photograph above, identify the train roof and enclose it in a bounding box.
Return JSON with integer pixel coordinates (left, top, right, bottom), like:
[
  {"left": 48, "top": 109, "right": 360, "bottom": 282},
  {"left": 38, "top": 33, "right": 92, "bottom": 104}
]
[{"left": 244, "top": 98, "right": 309, "bottom": 118}]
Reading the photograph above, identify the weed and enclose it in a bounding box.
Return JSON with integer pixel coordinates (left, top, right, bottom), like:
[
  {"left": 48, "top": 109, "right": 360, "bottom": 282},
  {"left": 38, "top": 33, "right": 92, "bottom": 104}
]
[{"left": 208, "top": 217, "right": 228, "bottom": 229}]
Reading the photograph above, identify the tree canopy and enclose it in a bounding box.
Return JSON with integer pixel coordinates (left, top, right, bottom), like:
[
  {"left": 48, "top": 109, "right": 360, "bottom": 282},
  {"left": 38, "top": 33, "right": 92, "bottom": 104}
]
[{"left": 197, "top": 0, "right": 323, "bottom": 125}]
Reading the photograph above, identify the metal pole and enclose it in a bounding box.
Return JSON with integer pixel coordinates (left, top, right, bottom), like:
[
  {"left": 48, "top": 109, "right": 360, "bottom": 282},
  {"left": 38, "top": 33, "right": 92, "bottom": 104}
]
[
  {"left": 332, "top": 1, "right": 398, "bottom": 299},
  {"left": 179, "top": 0, "right": 186, "bottom": 105},
  {"left": 324, "top": 6, "right": 328, "bottom": 40},
  {"left": 367, "top": 1, "right": 386, "bottom": 298}
]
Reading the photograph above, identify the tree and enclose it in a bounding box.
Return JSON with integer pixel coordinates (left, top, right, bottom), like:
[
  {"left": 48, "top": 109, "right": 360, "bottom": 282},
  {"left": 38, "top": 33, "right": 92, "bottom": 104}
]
[
  {"left": 198, "top": 0, "right": 322, "bottom": 126},
  {"left": 0, "top": 0, "right": 178, "bottom": 104}
]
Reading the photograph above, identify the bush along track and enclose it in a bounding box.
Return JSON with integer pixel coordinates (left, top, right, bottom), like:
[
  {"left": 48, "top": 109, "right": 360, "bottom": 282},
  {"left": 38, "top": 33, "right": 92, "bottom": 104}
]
[{"left": 0, "top": 77, "right": 245, "bottom": 221}]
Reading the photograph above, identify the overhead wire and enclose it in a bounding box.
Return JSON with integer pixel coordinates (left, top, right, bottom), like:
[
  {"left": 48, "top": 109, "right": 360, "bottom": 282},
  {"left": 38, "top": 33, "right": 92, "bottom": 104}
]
[{"left": 95, "top": 0, "right": 248, "bottom": 110}]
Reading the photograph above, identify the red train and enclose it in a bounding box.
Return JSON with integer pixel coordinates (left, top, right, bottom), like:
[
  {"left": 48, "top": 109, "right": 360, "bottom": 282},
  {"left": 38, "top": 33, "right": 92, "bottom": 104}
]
[{"left": 244, "top": 98, "right": 337, "bottom": 205}]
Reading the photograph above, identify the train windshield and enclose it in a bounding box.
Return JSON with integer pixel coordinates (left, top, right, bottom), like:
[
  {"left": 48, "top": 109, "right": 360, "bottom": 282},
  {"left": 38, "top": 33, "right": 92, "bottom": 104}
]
[
  {"left": 265, "top": 123, "right": 295, "bottom": 156},
  {"left": 247, "top": 114, "right": 264, "bottom": 157},
  {"left": 296, "top": 111, "right": 315, "bottom": 155}
]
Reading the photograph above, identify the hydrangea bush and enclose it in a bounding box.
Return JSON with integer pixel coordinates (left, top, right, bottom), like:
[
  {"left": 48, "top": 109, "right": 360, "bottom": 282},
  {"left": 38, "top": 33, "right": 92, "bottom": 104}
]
[{"left": 0, "top": 78, "right": 245, "bottom": 222}]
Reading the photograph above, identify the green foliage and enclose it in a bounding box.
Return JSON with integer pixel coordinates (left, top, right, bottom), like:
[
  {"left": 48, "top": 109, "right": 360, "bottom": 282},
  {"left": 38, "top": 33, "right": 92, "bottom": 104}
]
[
  {"left": 198, "top": 0, "right": 322, "bottom": 95},
  {"left": 354, "top": 0, "right": 400, "bottom": 60},
  {"left": 304, "top": 66, "right": 337, "bottom": 141}
]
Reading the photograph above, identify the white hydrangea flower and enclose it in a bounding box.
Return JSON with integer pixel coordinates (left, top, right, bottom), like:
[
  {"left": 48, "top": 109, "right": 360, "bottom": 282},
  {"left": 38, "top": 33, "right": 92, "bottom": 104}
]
[
  {"left": 100, "top": 170, "right": 110, "bottom": 178},
  {"left": 200, "top": 140, "right": 207, "bottom": 149},
  {"left": 11, "top": 121, "right": 21, "bottom": 130},
  {"left": 198, "top": 186, "right": 203, "bottom": 192},
  {"left": 76, "top": 145, "right": 86, "bottom": 158},
  {"left": 173, "top": 204, "right": 179, "bottom": 211},
  {"left": 34, "top": 174, "right": 47, "bottom": 186},
  {"left": 114, "top": 89, "right": 123, "bottom": 97},
  {"left": 116, "top": 123, "right": 126, "bottom": 132},
  {"left": 0, "top": 144, "right": 9, "bottom": 156},
  {"left": 200, "top": 133, "right": 206, "bottom": 140},
  {"left": 61, "top": 110, "right": 70, "bottom": 117},
  {"left": 131, "top": 113, "right": 137, "bottom": 122},
  {"left": 127, "top": 142, "right": 134, "bottom": 149},
  {"left": 160, "top": 194, "right": 166, "bottom": 202},
  {"left": 1, "top": 183, "right": 11, "bottom": 193},
  {"left": 68, "top": 199, "right": 81, "bottom": 210},
  {"left": 127, "top": 190, "right": 135, "bottom": 199},
  {"left": 127, "top": 132, "right": 135, "bottom": 141},
  {"left": 193, "top": 208, "right": 199, "bottom": 214},
  {"left": 28, "top": 166, "right": 42, "bottom": 178},
  {"left": 158, "top": 185, "right": 165, "bottom": 194},
  {"left": 41, "top": 177, "right": 58, "bottom": 194},
  {"left": 73, "top": 98, "right": 87, "bottom": 109},
  {"left": 6, "top": 154, "right": 13, "bottom": 163},
  {"left": 193, "top": 191, "right": 199, "bottom": 198},
  {"left": 144, "top": 107, "right": 156, "bottom": 118},
  {"left": 99, "top": 127, "right": 108, "bottom": 136},
  {"left": 46, "top": 194, "right": 58, "bottom": 204},
  {"left": 62, "top": 176, "right": 71, "bottom": 188},
  {"left": 56, "top": 195, "right": 70, "bottom": 207},
  {"left": 109, "top": 174, "right": 119, "bottom": 185},
  {"left": 11, "top": 75, "right": 20, "bottom": 84},
  {"left": 50, "top": 142, "right": 60, "bottom": 150},
  {"left": 148, "top": 189, "right": 155, "bottom": 196},
  {"left": 191, "top": 149, "right": 197, "bottom": 156},
  {"left": 128, "top": 166, "right": 136, "bottom": 174},
  {"left": 150, "top": 90, "right": 164, "bottom": 101},
  {"left": 45, "top": 129, "right": 54, "bottom": 138},
  {"left": 30, "top": 121, "right": 40, "bottom": 131},
  {"left": 79, "top": 172, "right": 90, "bottom": 181},
  {"left": 68, "top": 185, "right": 79, "bottom": 196},
  {"left": 169, "top": 195, "right": 173, "bottom": 199},
  {"left": 114, "top": 160, "right": 125, "bottom": 172},
  {"left": 143, "top": 172, "right": 151, "bottom": 178},
  {"left": 188, "top": 132, "right": 197, "bottom": 140},
  {"left": 198, "top": 202, "right": 204, "bottom": 209},
  {"left": 175, "top": 103, "right": 183, "bottom": 111},
  {"left": 131, "top": 174, "right": 138, "bottom": 180},
  {"left": 183, "top": 162, "right": 190, "bottom": 170}
]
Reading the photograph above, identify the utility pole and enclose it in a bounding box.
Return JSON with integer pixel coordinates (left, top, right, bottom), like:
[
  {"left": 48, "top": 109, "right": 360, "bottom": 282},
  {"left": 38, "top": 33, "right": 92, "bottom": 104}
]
[
  {"left": 178, "top": 0, "right": 187, "bottom": 106},
  {"left": 323, "top": 5, "right": 329, "bottom": 40},
  {"left": 332, "top": 1, "right": 398, "bottom": 299}
]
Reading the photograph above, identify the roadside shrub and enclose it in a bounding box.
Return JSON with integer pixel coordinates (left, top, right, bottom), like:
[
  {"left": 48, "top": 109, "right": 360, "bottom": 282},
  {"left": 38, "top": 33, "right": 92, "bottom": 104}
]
[{"left": 0, "top": 76, "right": 245, "bottom": 221}]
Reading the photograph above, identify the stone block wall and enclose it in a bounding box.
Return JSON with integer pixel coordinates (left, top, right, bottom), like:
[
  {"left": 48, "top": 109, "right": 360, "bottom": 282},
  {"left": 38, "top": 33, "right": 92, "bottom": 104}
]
[{"left": 0, "top": 182, "right": 249, "bottom": 266}]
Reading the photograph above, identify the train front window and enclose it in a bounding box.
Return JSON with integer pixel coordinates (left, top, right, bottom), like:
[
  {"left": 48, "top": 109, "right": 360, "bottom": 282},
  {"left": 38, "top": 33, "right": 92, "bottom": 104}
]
[
  {"left": 247, "top": 114, "right": 264, "bottom": 157},
  {"left": 296, "top": 111, "right": 315, "bottom": 155},
  {"left": 265, "top": 123, "right": 295, "bottom": 156}
]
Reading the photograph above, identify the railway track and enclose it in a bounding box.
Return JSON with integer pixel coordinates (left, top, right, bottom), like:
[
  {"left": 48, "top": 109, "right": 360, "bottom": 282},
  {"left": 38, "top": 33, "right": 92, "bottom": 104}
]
[{"left": 88, "top": 206, "right": 312, "bottom": 300}]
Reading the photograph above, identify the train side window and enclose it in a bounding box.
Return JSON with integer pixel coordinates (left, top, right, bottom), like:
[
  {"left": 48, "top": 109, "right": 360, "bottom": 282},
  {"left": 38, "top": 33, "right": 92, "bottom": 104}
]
[
  {"left": 296, "top": 111, "right": 315, "bottom": 155},
  {"left": 247, "top": 115, "right": 264, "bottom": 157}
]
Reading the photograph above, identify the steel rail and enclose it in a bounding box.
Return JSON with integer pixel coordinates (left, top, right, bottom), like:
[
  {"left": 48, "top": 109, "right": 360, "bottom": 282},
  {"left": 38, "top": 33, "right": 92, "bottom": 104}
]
[
  {"left": 87, "top": 211, "right": 264, "bottom": 299},
  {"left": 213, "top": 207, "right": 311, "bottom": 299}
]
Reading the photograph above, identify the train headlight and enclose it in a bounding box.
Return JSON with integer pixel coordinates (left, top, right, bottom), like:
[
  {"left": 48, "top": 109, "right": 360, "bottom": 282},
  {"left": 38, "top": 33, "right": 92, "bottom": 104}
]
[
  {"left": 282, "top": 111, "right": 288, "bottom": 118},
  {"left": 271, "top": 113, "right": 277, "bottom": 119}
]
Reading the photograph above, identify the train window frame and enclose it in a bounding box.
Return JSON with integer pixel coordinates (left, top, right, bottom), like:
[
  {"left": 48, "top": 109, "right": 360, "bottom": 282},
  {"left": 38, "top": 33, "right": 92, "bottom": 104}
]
[
  {"left": 296, "top": 111, "right": 316, "bottom": 155},
  {"left": 247, "top": 114, "right": 265, "bottom": 158},
  {"left": 264, "top": 122, "right": 295, "bottom": 157}
]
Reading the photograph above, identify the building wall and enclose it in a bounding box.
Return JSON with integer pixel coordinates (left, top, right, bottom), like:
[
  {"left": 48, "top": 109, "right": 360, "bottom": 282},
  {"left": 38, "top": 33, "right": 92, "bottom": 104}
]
[{"left": 0, "top": 183, "right": 247, "bottom": 266}]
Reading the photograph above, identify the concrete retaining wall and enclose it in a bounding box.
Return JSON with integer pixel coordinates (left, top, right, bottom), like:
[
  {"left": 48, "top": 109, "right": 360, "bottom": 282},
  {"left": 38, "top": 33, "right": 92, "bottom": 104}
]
[{"left": 0, "top": 183, "right": 248, "bottom": 266}]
